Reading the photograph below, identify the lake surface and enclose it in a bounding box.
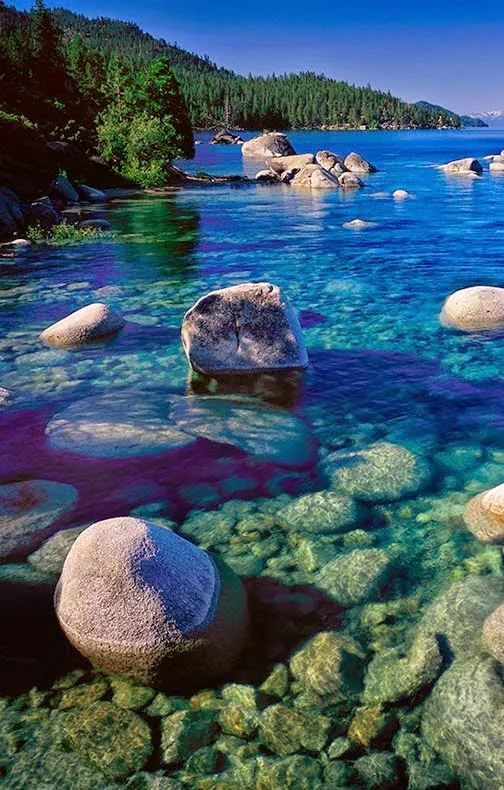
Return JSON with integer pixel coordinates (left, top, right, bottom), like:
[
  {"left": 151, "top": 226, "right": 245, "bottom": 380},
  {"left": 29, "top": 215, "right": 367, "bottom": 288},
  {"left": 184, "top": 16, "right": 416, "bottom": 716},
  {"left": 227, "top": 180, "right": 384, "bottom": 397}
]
[{"left": 2, "top": 129, "right": 504, "bottom": 788}]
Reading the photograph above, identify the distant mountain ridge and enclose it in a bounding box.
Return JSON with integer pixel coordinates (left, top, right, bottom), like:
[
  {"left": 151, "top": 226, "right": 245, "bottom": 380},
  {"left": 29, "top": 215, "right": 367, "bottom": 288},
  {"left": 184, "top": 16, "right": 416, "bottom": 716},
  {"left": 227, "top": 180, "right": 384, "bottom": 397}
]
[
  {"left": 468, "top": 110, "right": 504, "bottom": 128},
  {"left": 415, "top": 101, "right": 488, "bottom": 128}
]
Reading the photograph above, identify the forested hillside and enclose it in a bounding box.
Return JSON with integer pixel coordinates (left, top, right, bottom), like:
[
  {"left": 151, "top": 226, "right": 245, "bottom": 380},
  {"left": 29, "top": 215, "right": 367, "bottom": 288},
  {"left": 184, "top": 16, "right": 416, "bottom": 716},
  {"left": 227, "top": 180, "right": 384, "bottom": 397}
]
[{"left": 0, "top": 1, "right": 460, "bottom": 132}]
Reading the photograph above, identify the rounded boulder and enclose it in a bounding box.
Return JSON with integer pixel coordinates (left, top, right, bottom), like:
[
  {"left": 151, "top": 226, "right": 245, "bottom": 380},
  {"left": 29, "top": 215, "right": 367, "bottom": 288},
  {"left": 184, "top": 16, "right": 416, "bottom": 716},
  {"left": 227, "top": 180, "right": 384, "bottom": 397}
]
[
  {"left": 483, "top": 603, "right": 504, "bottom": 663},
  {"left": 54, "top": 517, "right": 249, "bottom": 688},
  {"left": 440, "top": 286, "right": 504, "bottom": 331},
  {"left": 464, "top": 483, "right": 504, "bottom": 543},
  {"left": 242, "top": 133, "right": 295, "bottom": 159},
  {"left": 181, "top": 282, "right": 308, "bottom": 374},
  {"left": 40, "top": 302, "right": 125, "bottom": 347}
]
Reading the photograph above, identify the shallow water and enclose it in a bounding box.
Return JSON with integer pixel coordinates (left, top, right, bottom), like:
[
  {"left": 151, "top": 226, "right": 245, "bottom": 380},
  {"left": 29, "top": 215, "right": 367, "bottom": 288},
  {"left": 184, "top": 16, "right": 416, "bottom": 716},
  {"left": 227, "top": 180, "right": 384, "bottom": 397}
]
[{"left": 2, "top": 129, "right": 504, "bottom": 788}]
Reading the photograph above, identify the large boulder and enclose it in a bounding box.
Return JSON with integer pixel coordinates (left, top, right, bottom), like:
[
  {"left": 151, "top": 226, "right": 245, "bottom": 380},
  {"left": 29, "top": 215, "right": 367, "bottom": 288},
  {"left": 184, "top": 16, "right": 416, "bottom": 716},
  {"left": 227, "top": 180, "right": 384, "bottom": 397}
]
[
  {"left": 290, "top": 164, "right": 339, "bottom": 189},
  {"left": 77, "top": 185, "right": 107, "bottom": 202},
  {"left": 40, "top": 302, "right": 125, "bottom": 347},
  {"left": 344, "top": 152, "right": 377, "bottom": 173},
  {"left": 55, "top": 517, "right": 249, "bottom": 688},
  {"left": 315, "top": 150, "right": 347, "bottom": 175},
  {"left": 181, "top": 282, "right": 308, "bottom": 374},
  {"left": 0, "top": 479, "right": 78, "bottom": 560},
  {"left": 464, "top": 482, "right": 504, "bottom": 543},
  {"left": 490, "top": 161, "right": 504, "bottom": 172},
  {"left": 24, "top": 197, "right": 61, "bottom": 229},
  {"left": 440, "top": 285, "right": 504, "bottom": 331},
  {"left": 439, "top": 157, "right": 483, "bottom": 174},
  {"left": 242, "top": 133, "right": 295, "bottom": 159},
  {"left": 322, "top": 442, "right": 433, "bottom": 503},
  {"left": 422, "top": 656, "right": 504, "bottom": 790},
  {"left": 266, "top": 154, "right": 314, "bottom": 176}
]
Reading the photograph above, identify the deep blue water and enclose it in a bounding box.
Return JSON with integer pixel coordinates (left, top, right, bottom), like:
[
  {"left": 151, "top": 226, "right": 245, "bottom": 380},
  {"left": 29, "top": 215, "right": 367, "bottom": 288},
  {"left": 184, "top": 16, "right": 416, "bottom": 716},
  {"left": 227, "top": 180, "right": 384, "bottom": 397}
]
[{"left": 2, "top": 129, "right": 504, "bottom": 786}]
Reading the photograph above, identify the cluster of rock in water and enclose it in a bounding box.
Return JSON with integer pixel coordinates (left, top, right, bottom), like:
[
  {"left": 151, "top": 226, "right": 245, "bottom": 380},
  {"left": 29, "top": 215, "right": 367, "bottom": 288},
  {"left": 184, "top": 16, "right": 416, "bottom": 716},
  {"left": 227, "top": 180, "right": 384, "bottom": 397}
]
[{"left": 3, "top": 256, "right": 504, "bottom": 784}]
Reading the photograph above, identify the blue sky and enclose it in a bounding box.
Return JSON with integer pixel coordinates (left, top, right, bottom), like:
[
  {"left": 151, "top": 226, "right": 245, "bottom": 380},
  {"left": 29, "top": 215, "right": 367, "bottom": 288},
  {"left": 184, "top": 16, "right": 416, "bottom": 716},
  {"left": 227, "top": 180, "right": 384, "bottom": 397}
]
[{"left": 14, "top": 0, "right": 504, "bottom": 114}]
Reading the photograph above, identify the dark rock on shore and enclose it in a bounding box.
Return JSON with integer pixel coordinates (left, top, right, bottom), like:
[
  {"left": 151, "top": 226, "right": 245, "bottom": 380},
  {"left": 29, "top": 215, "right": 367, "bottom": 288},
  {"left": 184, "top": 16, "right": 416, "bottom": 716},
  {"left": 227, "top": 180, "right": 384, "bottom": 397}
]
[{"left": 211, "top": 127, "right": 244, "bottom": 145}]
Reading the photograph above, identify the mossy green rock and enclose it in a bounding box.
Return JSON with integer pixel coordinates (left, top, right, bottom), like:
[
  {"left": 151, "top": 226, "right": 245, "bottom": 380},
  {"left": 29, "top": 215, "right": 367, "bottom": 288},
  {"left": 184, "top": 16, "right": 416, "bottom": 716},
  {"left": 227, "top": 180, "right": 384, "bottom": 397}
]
[
  {"left": 259, "top": 704, "right": 330, "bottom": 755},
  {"left": 259, "top": 663, "right": 289, "bottom": 698},
  {"left": 364, "top": 575, "right": 504, "bottom": 704},
  {"left": 58, "top": 701, "right": 152, "bottom": 780},
  {"left": 218, "top": 704, "right": 258, "bottom": 738},
  {"left": 422, "top": 656, "right": 504, "bottom": 790},
  {"left": 146, "top": 693, "right": 187, "bottom": 718},
  {"left": 355, "top": 752, "right": 399, "bottom": 788},
  {"left": 58, "top": 679, "right": 109, "bottom": 709},
  {"left": 125, "top": 773, "right": 184, "bottom": 790},
  {"left": 363, "top": 632, "right": 442, "bottom": 704},
  {"left": 289, "top": 631, "right": 364, "bottom": 696},
  {"left": 317, "top": 549, "right": 392, "bottom": 605},
  {"left": 276, "top": 490, "right": 365, "bottom": 534},
  {"left": 28, "top": 525, "right": 86, "bottom": 577},
  {"left": 184, "top": 746, "right": 225, "bottom": 775},
  {"left": 324, "top": 442, "right": 433, "bottom": 502},
  {"left": 256, "top": 755, "right": 323, "bottom": 789},
  {"left": 111, "top": 678, "right": 156, "bottom": 710},
  {"left": 161, "top": 710, "right": 218, "bottom": 765}
]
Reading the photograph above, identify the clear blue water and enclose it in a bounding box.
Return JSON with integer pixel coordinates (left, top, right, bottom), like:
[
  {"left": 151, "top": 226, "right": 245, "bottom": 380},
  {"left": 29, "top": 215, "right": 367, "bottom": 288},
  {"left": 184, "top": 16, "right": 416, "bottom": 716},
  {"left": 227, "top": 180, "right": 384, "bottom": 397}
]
[{"left": 2, "top": 129, "right": 504, "bottom": 787}]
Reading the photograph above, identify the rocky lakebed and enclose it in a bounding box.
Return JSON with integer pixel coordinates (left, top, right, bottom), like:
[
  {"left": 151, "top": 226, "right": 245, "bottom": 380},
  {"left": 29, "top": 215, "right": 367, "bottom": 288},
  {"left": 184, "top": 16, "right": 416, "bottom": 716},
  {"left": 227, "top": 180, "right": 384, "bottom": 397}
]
[{"left": 2, "top": 129, "right": 504, "bottom": 789}]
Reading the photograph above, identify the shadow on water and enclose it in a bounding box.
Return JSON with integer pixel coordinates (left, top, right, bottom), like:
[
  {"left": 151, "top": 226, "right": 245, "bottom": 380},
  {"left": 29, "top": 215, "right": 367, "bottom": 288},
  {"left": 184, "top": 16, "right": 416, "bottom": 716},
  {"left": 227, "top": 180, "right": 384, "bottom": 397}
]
[
  {"left": 110, "top": 194, "right": 202, "bottom": 280},
  {"left": 0, "top": 572, "right": 348, "bottom": 698}
]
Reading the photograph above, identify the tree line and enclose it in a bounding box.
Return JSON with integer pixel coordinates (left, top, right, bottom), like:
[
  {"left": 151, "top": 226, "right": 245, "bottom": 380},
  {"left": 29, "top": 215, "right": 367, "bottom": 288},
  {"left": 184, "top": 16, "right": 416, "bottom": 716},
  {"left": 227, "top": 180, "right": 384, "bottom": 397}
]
[{"left": 0, "top": 1, "right": 460, "bottom": 190}]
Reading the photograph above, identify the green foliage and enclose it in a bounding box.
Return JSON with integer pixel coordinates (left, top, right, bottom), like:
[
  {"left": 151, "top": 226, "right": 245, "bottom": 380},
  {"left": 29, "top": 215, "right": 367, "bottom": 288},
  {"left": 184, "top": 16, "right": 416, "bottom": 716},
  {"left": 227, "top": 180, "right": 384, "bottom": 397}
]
[{"left": 25, "top": 221, "right": 111, "bottom": 244}]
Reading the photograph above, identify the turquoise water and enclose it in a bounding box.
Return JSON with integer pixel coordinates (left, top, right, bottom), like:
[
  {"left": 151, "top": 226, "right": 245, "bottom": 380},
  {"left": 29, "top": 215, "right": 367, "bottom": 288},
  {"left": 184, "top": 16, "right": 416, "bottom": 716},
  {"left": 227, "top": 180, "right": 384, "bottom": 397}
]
[{"left": 2, "top": 129, "right": 504, "bottom": 788}]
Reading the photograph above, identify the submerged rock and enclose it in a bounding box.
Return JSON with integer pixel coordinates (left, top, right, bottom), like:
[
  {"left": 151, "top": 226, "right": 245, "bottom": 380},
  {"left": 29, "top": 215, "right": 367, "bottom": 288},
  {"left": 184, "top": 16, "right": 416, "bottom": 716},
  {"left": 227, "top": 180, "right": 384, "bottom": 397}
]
[
  {"left": 0, "top": 479, "right": 78, "bottom": 560},
  {"left": 392, "top": 189, "right": 410, "bottom": 199},
  {"left": 344, "top": 152, "right": 377, "bottom": 173},
  {"left": 483, "top": 603, "right": 504, "bottom": 663},
  {"left": 342, "top": 219, "right": 376, "bottom": 229},
  {"left": 440, "top": 285, "right": 504, "bottom": 331},
  {"left": 28, "top": 524, "right": 87, "bottom": 576},
  {"left": 160, "top": 710, "right": 218, "bottom": 765},
  {"left": 464, "top": 483, "right": 504, "bottom": 543},
  {"left": 256, "top": 754, "right": 323, "bottom": 790},
  {"left": 317, "top": 548, "right": 392, "bottom": 606},
  {"left": 259, "top": 703, "right": 330, "bottom": 755},
  {"left": 323, "top": 441, "right": 433, "bottom": 502},
  {"left": 58, "top": 700, "right": 152, "bottom": 780},
  {"left": 181, "top": 282, "right": 308, "bottom": 374},
  {"left": 364, "top": 575, "right": 504, "bottom": 704},
  {"left": 77, "top": 218, "right": 112, "bottom": 230},
  {"left": 40, "top": 302, "right": 125, "bottom": 347},
  {"left": 242, "top": 133, "right": 295, "bottom": 158},
  {"left": 315, "top": 149, "right": 347, "bottom": 175},
  {"left": 275, "top": 490, "right": 365, "bottom": 533},
  {"left": 290, "top": 164, "right": 339, "bottom": 189},
  {"left": 171, "top": 396, "right": 316, "bottom": 467},
  {"left": 55, "top": 517, "right": 249, "bottom": 688},
  {"left": 46, "top": 391, "right": 195, "bottom": 458},
  {"left": 422, "top": 656, "right": 504, "bottom": 790},
  {"left": 439, "top": 157, "right": 483, "bottom": 174},
  {"left": 289, "top": 630, "right": 365, "bottom": 696}
]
